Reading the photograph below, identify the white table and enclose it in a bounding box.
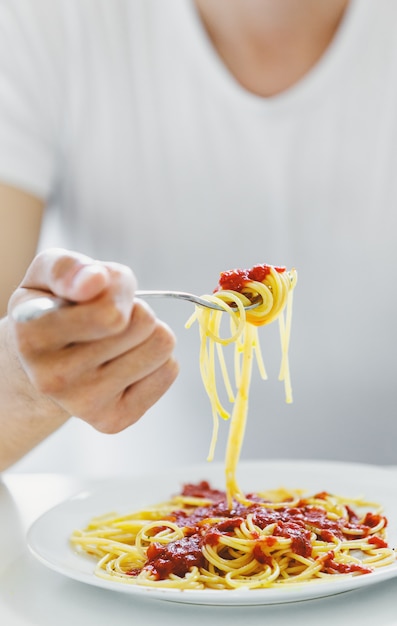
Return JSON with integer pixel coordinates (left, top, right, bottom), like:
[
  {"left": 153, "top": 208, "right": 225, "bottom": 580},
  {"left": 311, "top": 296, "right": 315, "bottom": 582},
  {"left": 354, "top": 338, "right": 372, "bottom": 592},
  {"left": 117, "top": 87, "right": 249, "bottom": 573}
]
[{"left": 1, "top": 471, "right": 397, "bottom": 626}]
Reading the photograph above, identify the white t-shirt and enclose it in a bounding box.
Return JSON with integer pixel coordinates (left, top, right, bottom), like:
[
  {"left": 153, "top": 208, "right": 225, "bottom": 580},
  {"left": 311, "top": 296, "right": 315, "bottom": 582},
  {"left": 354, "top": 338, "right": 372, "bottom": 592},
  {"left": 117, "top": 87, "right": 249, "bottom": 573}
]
[{"left": 1, "top": 0, "right": 396, "bottom": 474}]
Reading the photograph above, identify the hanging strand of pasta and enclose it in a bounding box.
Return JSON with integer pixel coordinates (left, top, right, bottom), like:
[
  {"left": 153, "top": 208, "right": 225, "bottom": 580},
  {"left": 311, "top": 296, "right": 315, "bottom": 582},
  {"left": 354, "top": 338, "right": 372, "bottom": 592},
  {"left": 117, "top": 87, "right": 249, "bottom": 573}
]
[
  {"left": 224, "top": 322, "right": 256, "bottom": 505},
  {"left": 186, "top": 291, "right": 248, "bottom": 462},
  {"left": 278, "top": 288, "right": 294, "bottom": 402},
  {"left": 188, "top": 264, "right": 297, "bottom": 503}
]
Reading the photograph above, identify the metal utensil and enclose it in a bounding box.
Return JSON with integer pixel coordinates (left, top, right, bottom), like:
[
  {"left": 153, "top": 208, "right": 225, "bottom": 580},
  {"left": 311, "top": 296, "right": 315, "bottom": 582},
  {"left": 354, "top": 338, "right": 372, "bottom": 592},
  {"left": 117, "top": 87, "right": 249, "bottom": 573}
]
[{"left": 11, "top": 290, "right": 260, "bottom": 323}]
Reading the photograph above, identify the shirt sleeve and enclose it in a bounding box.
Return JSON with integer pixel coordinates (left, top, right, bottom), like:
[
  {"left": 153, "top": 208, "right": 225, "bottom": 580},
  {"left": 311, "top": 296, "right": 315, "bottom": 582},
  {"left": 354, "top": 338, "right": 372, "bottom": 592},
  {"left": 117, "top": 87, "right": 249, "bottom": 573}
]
[{"left": 0, "top": 0, "right": 64, "bottom": 199}]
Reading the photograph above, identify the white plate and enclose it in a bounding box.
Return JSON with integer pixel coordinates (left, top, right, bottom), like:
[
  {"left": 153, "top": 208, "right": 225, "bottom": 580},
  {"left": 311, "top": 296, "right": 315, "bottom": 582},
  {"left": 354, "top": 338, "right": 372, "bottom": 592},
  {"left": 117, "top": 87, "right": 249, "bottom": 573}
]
[{"left": 27, "top": 459, "right": 397, "bottom": 605}]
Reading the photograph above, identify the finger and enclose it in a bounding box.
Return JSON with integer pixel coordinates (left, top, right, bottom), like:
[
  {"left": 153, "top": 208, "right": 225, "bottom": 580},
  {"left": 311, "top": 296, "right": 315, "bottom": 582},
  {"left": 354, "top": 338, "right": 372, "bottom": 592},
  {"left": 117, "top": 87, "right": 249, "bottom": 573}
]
[
  {"left": 20, "top": 248, "right": 111, "bottom": 302},
  {"left": 11, "top": 266, "right": 133, "bottom": 323},
  {"left": 26, "top": 322, "right": 178, "bottom": 433},
  {"left": 98, "top": 319, "right": 177, "bottom": 392},
  {"left": 13, "top": 298, "right": 157, "bottom": 362},
  {"left": 83, "top": 357, "right": 180, "bottom": 434},
  {"left": 11, "top": 268, "right": 141, "bottom": 353},
  {"left": 22, "top": 301, "right": 165, "bottom": 387},
  {"left": 35, "top": 316, "right": 175, "bottom": 401},
  {"left": 63, "top": 299, "right": 165, "bottom": 367}
]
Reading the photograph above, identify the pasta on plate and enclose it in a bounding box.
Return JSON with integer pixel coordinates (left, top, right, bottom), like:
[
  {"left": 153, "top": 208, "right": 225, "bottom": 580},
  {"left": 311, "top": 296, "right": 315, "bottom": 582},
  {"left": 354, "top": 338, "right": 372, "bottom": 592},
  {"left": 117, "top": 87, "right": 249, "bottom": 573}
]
[{"left": 71, "top": 480, "right": 395, "bottom": 590}]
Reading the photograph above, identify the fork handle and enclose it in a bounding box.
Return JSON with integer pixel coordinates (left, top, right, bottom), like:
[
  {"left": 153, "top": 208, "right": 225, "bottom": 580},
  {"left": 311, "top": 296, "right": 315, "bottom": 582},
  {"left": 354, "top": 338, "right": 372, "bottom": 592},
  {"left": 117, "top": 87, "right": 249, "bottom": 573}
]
[
  {"left": 10, "top": 290, "right": 221, "bottom": 323},
  {"left": 11, "top": 296, "right": 69, "bottom": 322}
]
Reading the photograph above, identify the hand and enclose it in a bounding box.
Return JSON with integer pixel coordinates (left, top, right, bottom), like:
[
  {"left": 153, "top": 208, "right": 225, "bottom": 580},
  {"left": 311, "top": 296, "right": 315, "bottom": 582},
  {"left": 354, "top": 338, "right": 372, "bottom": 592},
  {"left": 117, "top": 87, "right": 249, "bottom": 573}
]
[{"left": 7, "top": 248, "right": 179, "bottom": 433}]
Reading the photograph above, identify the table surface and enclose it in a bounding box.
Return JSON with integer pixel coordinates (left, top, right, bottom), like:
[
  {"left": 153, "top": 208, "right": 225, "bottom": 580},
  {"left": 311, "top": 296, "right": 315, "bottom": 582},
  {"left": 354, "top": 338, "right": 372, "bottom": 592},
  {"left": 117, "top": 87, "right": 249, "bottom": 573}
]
[{"left": 1, "top": 470, "right": 397, "bottom": 626}]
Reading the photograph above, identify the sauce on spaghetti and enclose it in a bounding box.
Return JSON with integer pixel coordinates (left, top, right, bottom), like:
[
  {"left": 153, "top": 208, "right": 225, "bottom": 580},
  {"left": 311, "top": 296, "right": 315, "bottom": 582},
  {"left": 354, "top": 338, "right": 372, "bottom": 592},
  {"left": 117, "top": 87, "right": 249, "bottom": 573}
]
[
  {"left": 215, "top": 264, "right": 286, "bottom": 293},
  {"left": 126, "top": 482, "right": 386, "bottom": 581}
]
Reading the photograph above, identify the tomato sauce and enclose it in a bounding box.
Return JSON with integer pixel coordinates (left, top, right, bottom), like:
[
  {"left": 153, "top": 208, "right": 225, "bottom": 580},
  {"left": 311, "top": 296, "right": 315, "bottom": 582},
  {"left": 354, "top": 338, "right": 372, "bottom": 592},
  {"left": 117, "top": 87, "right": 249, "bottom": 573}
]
[
  {"left": 126, "top": 482, "right": 387, "bottom": 581},
  {"left": 214, "top": 264, "right": 286, "bottom": 293},
  {"left": 145, "top": 536, "right": 206, "bottom": 579},
  {"left": 320, "top": 551, "right": 372, "bottom": 575}
]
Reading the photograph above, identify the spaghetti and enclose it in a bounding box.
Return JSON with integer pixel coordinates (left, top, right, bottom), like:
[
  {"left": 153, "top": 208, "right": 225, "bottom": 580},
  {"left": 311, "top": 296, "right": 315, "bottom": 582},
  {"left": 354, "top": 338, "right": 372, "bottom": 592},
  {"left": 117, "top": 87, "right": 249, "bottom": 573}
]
[
  {"left": 71, "top": 263, "right": 396, "bottom": 589},
  {"left": 70, "top": 481, "right": 395, "bottom": 589},
  {"left": 185, "top": 264, "right": 297, "bottom": 504}
]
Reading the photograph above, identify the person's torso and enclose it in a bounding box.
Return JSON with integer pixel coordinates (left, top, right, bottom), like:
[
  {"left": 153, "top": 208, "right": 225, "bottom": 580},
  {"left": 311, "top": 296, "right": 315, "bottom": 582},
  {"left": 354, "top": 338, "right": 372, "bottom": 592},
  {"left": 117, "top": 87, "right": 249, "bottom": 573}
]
[{"left": 27, "top": 0, "right": 397, "bottom": 470}]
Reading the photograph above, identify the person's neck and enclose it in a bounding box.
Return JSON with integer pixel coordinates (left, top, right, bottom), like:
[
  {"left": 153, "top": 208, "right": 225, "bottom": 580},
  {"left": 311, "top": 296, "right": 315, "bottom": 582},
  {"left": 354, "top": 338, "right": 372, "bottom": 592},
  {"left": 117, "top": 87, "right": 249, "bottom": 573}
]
[{"left": 194, "top": 0, "right": 350, "bottom": 97}]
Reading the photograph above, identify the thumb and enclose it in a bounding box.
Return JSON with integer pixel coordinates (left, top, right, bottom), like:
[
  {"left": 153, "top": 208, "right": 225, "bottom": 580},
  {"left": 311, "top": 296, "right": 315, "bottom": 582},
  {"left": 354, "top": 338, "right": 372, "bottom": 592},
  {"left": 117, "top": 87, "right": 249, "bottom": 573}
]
[{"left": 21, "top": 248, "right": 110, "bottom": 303}]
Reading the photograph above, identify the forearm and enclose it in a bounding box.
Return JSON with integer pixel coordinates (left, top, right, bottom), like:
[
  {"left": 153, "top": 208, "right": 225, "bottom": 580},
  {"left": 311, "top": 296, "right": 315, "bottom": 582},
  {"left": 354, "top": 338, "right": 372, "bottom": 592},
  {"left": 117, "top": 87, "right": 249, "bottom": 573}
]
[{"left": 0, "top": 317, "right": 69, "bottom": 472}]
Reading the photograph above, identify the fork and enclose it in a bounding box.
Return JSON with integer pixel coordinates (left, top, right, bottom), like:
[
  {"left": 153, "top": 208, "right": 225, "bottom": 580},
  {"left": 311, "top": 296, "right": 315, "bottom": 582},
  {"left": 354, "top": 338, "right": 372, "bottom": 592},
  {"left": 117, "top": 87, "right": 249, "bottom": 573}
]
[{"left": 11, "top": 290, "right": 260, "bottom": 323}]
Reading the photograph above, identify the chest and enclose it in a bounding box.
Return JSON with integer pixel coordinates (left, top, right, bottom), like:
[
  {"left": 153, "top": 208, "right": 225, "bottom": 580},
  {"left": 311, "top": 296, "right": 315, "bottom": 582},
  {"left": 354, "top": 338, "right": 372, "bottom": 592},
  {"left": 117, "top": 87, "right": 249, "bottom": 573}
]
[{"left": 55, "top": 2, "right": 397, "bottom": 293}]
